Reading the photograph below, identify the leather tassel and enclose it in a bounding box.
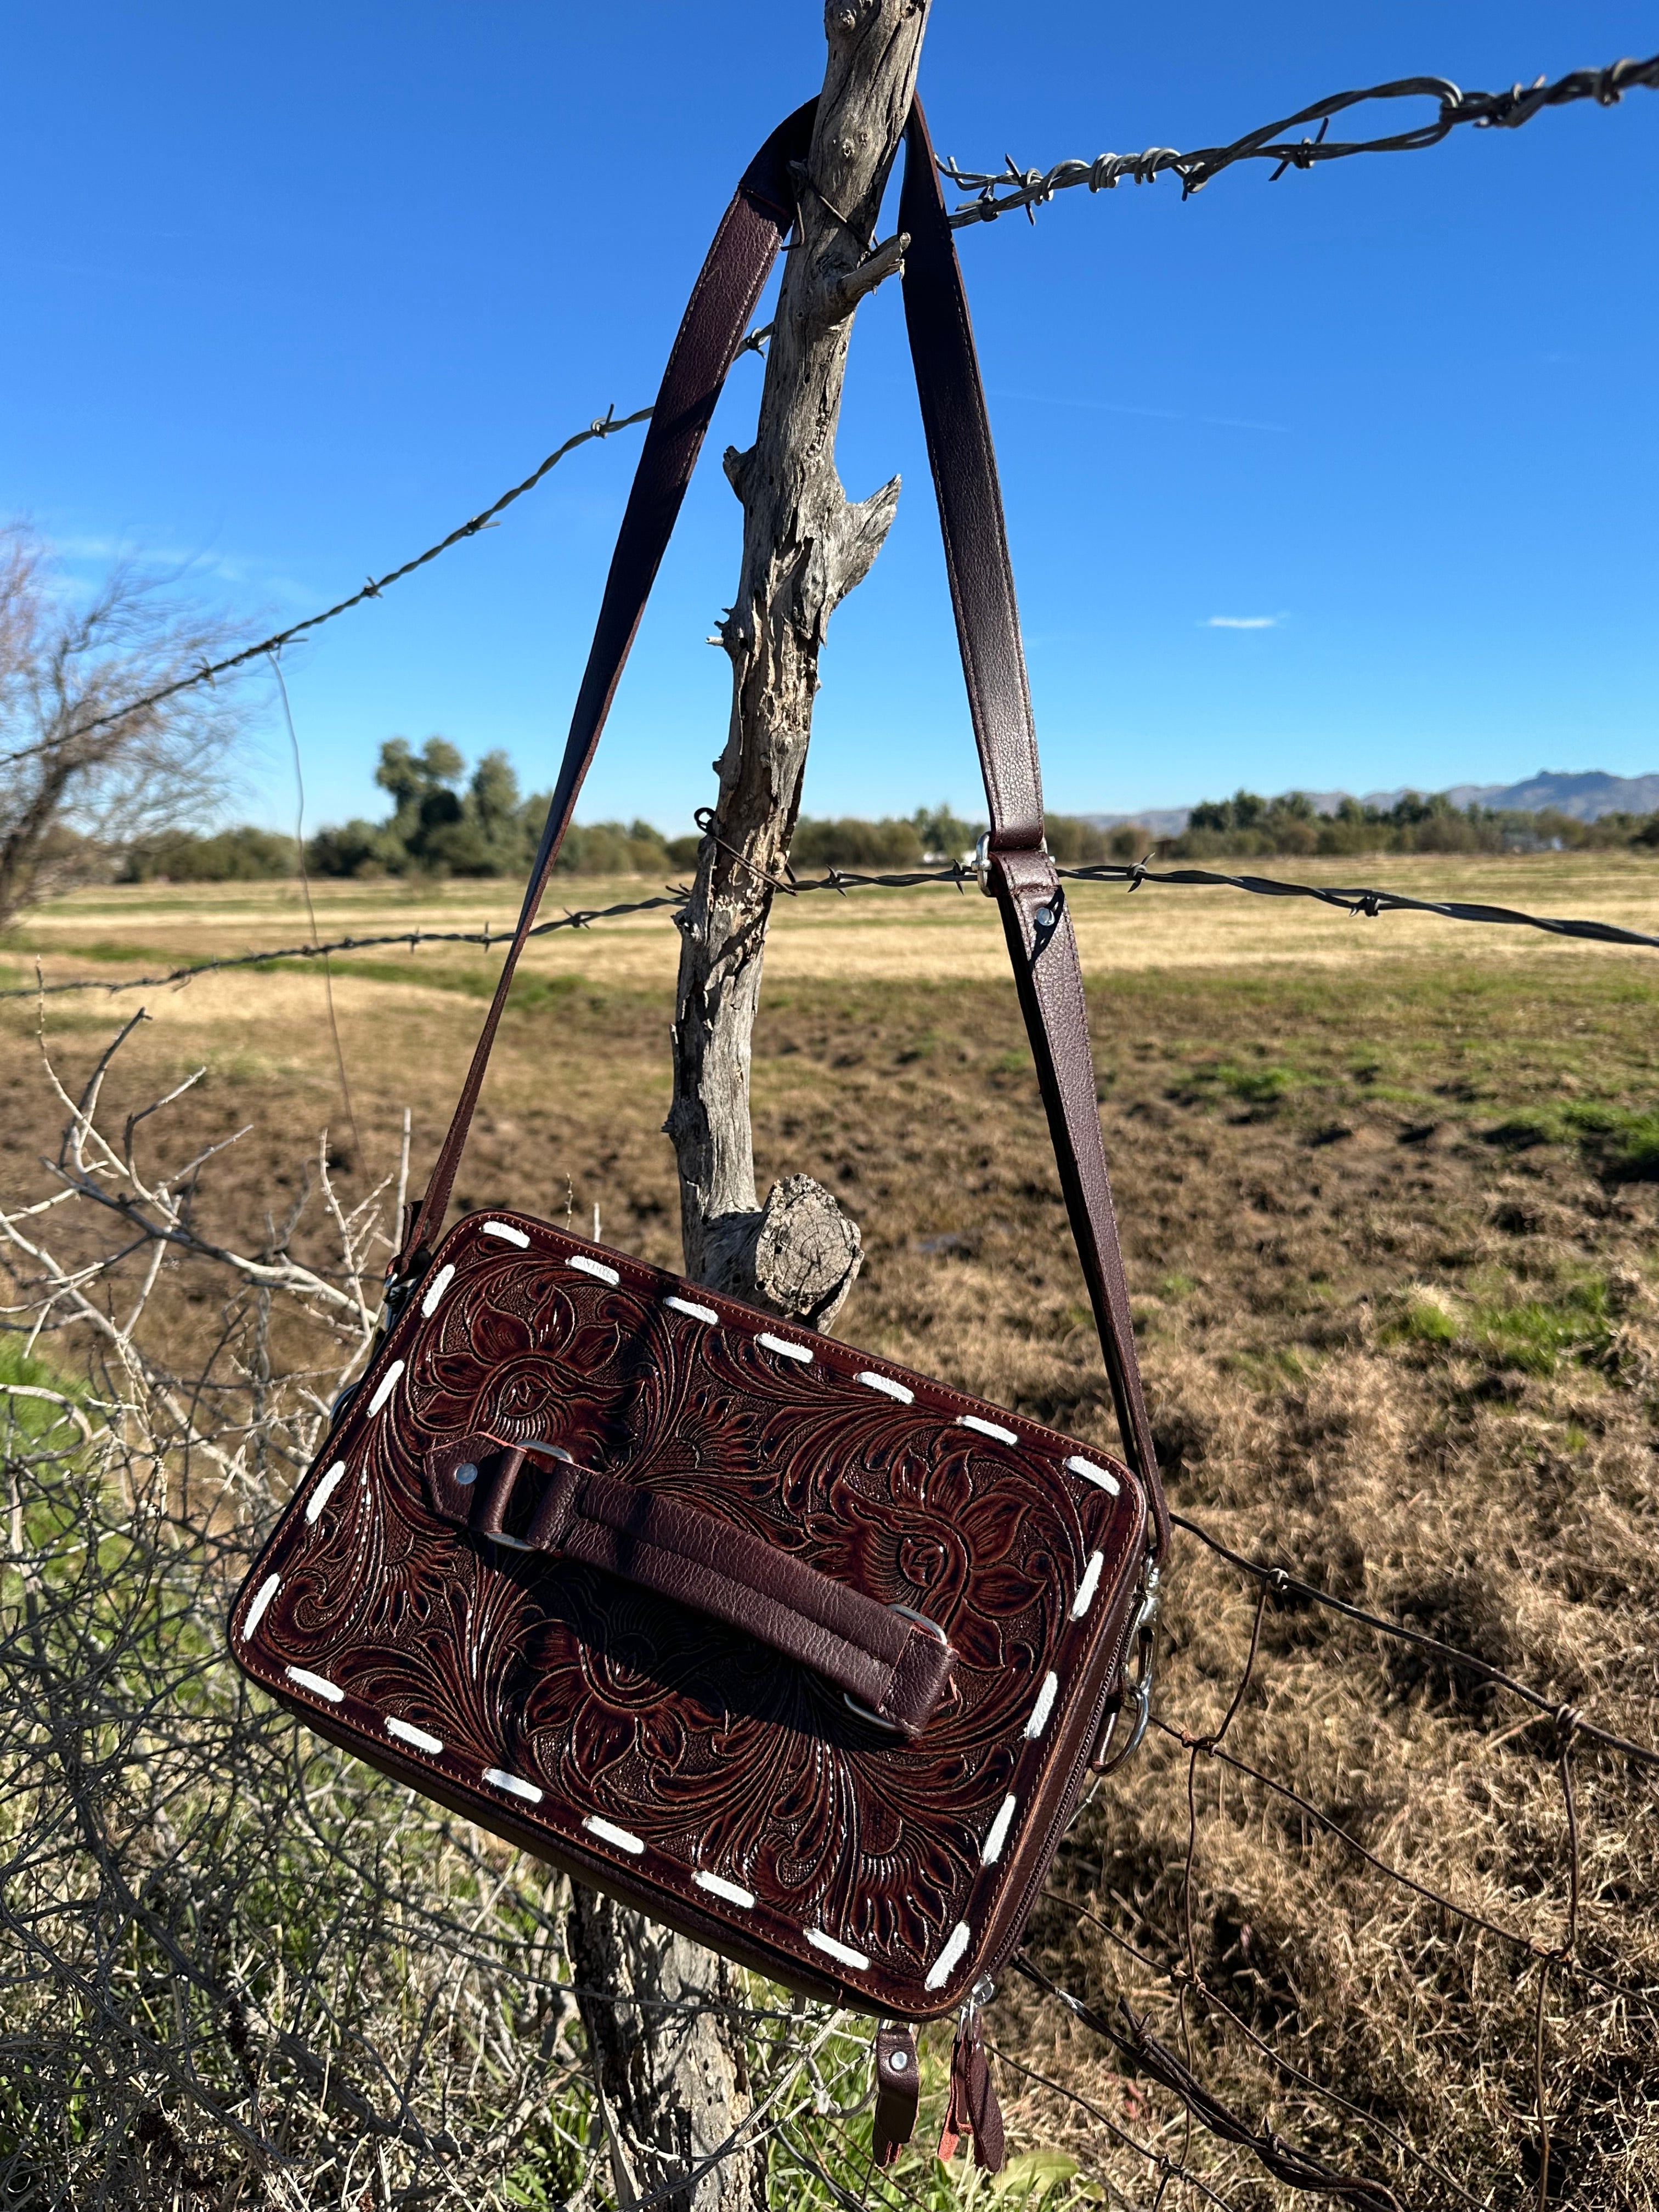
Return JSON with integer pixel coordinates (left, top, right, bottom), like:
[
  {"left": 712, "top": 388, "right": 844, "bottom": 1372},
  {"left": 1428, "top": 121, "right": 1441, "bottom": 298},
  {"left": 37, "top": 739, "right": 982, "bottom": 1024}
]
[
  {"left": 935, "top": 2005, "right": 1005, "bottom": 2173},
  {"left": 871, "top": 2025, "right": 919, "bottom": 2168}
]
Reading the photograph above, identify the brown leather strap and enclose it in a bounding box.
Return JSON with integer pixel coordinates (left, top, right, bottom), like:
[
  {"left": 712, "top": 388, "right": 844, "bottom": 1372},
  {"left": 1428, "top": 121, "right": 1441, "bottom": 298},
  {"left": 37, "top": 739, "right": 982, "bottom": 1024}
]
[
  {"left": 426, "top": 1436, "right": 956, "bottom": 1736},
  {"left": 394, "top": 94, "right": 1167, "bottom": 1560},
  {"left": 872, "top": 2025, "right": 921, "bottom": 2166},
  {"left": 898, "top": 106, "right": 1167, "bottom": 1556},
  {"left": 397, "top": 100, "right": 819, "bottom": 1282}
]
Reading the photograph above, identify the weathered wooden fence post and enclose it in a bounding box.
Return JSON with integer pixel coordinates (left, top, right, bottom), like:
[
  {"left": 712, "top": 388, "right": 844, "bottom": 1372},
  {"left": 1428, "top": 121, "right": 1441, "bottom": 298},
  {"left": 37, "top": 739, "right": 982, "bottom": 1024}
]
[{"left": 565, "top": 3, "right": 931, "bottom": 2205}]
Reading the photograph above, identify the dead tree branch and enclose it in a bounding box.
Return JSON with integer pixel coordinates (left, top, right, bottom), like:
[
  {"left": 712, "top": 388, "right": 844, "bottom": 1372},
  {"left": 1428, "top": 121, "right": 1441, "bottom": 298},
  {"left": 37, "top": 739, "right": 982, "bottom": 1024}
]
[{"left": 665, "top": 0, "right": 930, "bottom": 1335}]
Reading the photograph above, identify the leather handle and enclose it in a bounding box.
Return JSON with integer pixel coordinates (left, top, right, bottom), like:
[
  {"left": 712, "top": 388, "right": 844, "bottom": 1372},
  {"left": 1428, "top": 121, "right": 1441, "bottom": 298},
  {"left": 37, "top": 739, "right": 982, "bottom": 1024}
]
[
  {"left": 426, "top": 1437, "right": 956, "bottom": 1736},
  {"left": 394, "top": 94, "right": 1168, "bottom": 1561}
]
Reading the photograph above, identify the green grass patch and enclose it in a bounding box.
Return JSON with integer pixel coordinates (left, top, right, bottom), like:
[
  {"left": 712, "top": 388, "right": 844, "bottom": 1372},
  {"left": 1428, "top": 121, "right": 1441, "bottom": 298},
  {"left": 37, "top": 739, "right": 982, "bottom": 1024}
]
[
  {"left": 1389, "top": 1287, "right": 1460, "bottom": 1347},
  {"left": 1386, "top": 1274, "right": 1617, "bottom": 1375},
  {"left": 247, "top": 955, "right": 584, "bottom": 1014},
  {"left": 1473, "top": 1276, "right": 1615, "bottom": 1375},
  {"left": 1485, "top": 1100, "right": 1659, "bottom": 1181},
  {"left": 59, "top": 939, "right": 182, "bottom": 966},
  {"left": 1168, "top": 1057, "right": 1306, "bottom": 1113},
  {"left": 0, "top": 1340, "right": 90, "bottom": 1451}
]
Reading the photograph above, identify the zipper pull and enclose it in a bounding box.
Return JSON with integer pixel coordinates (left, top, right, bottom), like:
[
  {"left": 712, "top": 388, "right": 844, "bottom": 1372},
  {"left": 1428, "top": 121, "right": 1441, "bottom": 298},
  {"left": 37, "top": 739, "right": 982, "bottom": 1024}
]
[
  {"left": 935, "top": 1982, "right": 1005, "bottom": 2173},
  {"left": 871, "top": 2024, "right": 919, "bottom": 2168}
]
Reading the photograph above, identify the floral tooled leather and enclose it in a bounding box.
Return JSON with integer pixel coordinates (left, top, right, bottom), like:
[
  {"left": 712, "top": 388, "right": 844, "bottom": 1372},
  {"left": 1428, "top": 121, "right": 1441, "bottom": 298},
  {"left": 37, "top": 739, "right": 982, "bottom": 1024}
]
[{"left": 234, "top": 1211, "right": 1147, "bottom": 2016}]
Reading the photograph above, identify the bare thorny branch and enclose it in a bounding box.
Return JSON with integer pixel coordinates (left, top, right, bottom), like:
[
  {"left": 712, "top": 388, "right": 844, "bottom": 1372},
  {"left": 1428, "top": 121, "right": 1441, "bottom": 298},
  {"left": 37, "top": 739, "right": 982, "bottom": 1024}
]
[{"left": 0, "top": 1023, "right": 866, "bottom": 2208}]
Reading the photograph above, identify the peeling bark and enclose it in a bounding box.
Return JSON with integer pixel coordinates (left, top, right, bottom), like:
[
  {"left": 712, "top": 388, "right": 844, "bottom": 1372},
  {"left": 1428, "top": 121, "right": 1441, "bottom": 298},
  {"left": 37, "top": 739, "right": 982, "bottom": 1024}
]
[{"left": 665, "top": 0, "right": 930, "bottom": 1323}]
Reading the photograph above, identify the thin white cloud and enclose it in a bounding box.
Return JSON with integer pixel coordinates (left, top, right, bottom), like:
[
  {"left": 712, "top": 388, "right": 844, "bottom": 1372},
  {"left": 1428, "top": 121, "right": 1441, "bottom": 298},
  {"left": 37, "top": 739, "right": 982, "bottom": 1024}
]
[{"left": 1204, "top": 614, "right": 1280, "bottom": 630}]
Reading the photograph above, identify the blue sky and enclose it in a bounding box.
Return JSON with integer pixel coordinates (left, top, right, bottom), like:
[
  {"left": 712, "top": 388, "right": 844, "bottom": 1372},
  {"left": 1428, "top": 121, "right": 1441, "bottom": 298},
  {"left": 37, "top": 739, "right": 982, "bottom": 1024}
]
[{"left": 5, "top": 3, "right": 1656, "bottom": 833}]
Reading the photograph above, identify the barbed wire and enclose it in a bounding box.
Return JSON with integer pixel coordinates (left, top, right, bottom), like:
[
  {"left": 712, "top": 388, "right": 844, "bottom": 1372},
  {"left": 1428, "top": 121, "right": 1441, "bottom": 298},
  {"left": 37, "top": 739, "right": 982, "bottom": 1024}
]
[
  {"left": 941, "top": 48, "right": 1659, "bottom": 224},
  {"left": 1012, "top": 1954, "right": 1401, "bottom": 2209},
  {"left": 1170, "top": 1512, "right": 1659, "bottom": 1774},
  {"left": 7, "top": 853, "right": 1658, "bottom": 1004},
  {"left": 1040, "top": 1885, "right": 1485, "bottom": 2207},
  {"left": 0, "top": 403, "right": 656, "bottom": 772},
  {"left": 1019, "top": 1493, "right": 1657, "bottom": 2207}
]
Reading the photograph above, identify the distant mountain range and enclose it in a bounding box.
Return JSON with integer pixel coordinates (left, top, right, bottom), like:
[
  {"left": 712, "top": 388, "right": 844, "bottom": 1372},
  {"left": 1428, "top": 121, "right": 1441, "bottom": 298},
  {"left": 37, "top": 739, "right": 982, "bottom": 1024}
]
[{"left": 1084, "top": 770, "right": 1659, "bottom": 837}]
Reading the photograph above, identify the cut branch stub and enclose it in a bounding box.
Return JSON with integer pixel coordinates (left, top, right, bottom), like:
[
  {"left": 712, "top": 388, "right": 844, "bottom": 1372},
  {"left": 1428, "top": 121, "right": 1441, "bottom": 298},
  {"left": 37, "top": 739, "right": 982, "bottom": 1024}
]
[{"left": 699, "top": 1173, "right": 864, "bottom": 1330}]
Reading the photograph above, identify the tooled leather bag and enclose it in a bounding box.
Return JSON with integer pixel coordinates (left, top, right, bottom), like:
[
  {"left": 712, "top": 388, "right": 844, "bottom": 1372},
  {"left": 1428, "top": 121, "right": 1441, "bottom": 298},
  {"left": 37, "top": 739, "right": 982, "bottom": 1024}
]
[{"left": 232, "top": 98, "right": 1170, "bottom": 2069}]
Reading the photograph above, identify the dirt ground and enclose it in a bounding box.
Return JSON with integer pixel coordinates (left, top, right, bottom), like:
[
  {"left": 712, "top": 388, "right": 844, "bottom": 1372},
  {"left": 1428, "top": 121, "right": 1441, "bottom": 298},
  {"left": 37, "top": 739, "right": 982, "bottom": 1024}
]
[{"left": 4, "top": 855, "right": 1657, "bottom": 2206}]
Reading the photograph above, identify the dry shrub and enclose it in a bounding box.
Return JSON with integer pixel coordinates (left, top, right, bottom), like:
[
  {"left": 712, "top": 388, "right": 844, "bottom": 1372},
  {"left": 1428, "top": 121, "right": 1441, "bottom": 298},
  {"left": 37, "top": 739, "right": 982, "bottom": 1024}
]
[{"left": 0, "top": 1023, "right": 855, "bottom": 2211}]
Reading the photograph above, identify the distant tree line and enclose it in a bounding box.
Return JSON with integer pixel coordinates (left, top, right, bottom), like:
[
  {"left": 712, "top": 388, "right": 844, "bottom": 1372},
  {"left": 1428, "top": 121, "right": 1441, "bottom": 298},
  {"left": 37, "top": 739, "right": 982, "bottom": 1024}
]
[
  {"left": 1165, "top": 788, "right": 1659, "bottom": 860},
  {"left": 119, "top": 743, "right": 996, "bottom": 882},
  {"left": 116, "top": 741, "right": 1659, "bottom": 885}
]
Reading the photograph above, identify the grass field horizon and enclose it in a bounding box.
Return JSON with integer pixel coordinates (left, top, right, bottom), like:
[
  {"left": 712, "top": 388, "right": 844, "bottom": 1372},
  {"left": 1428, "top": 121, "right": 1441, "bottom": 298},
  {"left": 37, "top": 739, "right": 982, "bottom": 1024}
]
[{"left": 4, "top": 855, "right": 1657, "bottom": 2202}]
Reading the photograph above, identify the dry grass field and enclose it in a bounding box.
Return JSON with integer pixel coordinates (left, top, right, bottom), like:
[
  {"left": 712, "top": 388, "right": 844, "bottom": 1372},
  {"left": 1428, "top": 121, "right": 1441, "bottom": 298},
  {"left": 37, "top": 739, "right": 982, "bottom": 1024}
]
[{"left": 4, "top": 851, "right": 1658, "bottom": 2207}]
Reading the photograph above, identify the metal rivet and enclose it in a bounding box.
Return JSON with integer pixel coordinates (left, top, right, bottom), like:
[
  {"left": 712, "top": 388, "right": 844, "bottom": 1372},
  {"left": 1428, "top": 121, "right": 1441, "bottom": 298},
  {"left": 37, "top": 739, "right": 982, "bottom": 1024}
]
[
  {"left": 889, "top": 2050, "right": 909, "bottom": 2072},
  {"left": 455, "top": 1461, "right": 478, "bottom": 1486}
]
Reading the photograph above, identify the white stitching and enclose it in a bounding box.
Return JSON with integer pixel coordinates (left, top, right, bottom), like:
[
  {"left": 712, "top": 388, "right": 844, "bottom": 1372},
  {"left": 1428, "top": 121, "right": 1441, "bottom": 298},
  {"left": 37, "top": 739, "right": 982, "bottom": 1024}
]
[
  {"left": 980, "top": 1794, "right": 1017, "bottom": 1866},
  {"left": 693, "top": 1869, "right": 755, "bottom": 1908},
  {"left": 420, "top": 1262, "right": 455, "bottom": 1317},
  {"left": 957, "top": 1414, "right": 1016, "bottom": 1445},
  {"left": 304, "top": 1460, "right": 347, "bottom": 1523},
  {"left": 285, "top": 1665, "right": 344, "bottom": 1703},
  {"left": 805, "top": 1928, "right": 870, "bottom": 1971},
  {"left": 483, "top": 1767, "right": 543, "bottom": 1804},
  {"left": 583, "top": 1814, "right": 645, "bottom": 1854},
  {"left": 856, "top": 1370, "right": 913, "bottom": 1404},
  {"left": 385, "top": 1715, "right": 444, "bottom": 1755},
  {"left": 242, "top": 1573, "right": 280, "bottom": 1635},
  {"left": 758, "top": 1332, "right": 812, "bottom": 1363},
  {"left": 924, "top": 1921, "right": 972, "bottom": 1990},
  {"left": 366, "top": 1361, "right": 404, "bottom": 1417},
  {"left": 569, "top": 1254, "right": 620, "bottom": 1286},
  {"left": 482, "top": 1221, "right": 529, "bottom": 1248},
  {"left": 1065, "top": 1453, "right": 1121, "bottom": 1494},
  {"left": 1071, "top": 1550, "right": 1106, "bottom": 1620},
  {"left": 665, "top": 1295, "right": 719, "bottom": 1324},
  {"left": 1025, "top": 1670, "right": 1059, "bottom": 1739}
]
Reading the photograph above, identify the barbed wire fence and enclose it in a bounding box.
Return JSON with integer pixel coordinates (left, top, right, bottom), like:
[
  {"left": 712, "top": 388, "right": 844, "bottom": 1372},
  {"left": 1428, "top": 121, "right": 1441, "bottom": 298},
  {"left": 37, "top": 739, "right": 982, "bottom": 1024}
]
[
  {"left": 7, "top": 854, "right": 1659, "bottom": 1007},
  {"left": 939, "top": 49, "right": 1658, "bottom": 224},
  {"left": 5, "top": 38, "right": 1659, "bottom": 2212}
]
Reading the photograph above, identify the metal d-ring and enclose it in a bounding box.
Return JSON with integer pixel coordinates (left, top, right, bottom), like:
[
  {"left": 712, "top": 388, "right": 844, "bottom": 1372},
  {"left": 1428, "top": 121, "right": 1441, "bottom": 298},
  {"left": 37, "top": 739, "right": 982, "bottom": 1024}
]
[
  {"left": 844, "top": 1604, "right": 949, "bottom": 1731},
  {"left": 1092, "top": 1565, "right": 1160, "bottom": 1774}
]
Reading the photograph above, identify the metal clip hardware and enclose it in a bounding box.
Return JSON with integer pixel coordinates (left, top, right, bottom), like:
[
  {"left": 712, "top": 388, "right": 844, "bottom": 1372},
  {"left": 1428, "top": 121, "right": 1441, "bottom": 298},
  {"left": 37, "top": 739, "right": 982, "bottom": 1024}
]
[
  {"left": 972, "top": 832, "right": 994, "bottom": 896},
  {"left": 1091, "top": 1559, "right": 1160, "bottom": 1775}
]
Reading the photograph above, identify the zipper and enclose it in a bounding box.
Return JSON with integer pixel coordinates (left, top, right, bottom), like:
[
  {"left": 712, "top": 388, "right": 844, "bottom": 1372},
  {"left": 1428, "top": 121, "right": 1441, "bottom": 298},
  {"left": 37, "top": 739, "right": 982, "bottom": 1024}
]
[{"left": 974, "top": 1541, "right": 1158, "bottom": 1990}]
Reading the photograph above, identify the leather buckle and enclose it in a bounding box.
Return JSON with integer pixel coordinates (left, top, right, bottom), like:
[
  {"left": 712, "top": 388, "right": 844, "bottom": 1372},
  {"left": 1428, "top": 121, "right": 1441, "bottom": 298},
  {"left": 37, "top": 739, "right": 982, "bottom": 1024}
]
[{"left": 844, "top": 1605, "right": 949, "bottom": 1731}]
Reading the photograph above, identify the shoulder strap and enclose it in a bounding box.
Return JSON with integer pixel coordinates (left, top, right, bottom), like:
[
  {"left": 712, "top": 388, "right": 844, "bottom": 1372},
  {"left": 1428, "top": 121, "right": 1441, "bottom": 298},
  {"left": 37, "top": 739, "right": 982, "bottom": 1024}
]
[
  {"left": 898, "top": 104, "right": 1166, "bottom": 1554},
  {"left": 396, "top": 98, "right": 817, "bottom": 1278},
  {"left": 393, "top": 95, "right": 1167, "bottom": 1560}
]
